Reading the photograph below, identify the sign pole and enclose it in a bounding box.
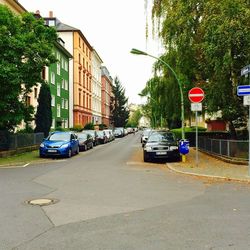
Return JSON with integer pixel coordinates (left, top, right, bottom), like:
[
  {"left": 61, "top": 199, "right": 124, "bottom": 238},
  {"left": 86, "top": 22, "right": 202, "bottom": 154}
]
[
  {"left": 249, "top": 73, "right": 250, "bottom": 176},
  {"left": 249, "top": 104, "right": 250, "bottom": 176},
  {"left": 195, "top": 110, "right": 198, "bottom": 167}
]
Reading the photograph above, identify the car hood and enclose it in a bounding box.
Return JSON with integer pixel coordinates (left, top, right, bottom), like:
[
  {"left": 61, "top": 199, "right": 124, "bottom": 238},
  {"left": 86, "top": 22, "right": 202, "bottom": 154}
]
[{"left": 44, "top": 140, "right": 69, "bottom": 147}]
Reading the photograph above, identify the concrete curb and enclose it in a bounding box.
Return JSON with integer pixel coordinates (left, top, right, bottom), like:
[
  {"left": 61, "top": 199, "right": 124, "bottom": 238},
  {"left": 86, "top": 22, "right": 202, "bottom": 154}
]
[{"left": 166, "top": 163, "right": 250, "bottom": 184}]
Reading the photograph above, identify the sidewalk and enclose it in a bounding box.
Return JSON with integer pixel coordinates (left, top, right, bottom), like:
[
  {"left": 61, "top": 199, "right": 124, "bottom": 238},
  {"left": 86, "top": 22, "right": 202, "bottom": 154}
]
[{"left": 167, "top": 148, "right": 250, "bottom": 183}]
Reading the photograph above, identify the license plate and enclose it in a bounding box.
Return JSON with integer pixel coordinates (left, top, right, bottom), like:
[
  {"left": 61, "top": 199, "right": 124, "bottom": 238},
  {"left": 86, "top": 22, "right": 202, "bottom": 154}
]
[
  {"left": 48, "top": 149, "right": 57, "bottom": 153},
  {"left": 156, "top": 151, "right": 167, "bottom": 155}
]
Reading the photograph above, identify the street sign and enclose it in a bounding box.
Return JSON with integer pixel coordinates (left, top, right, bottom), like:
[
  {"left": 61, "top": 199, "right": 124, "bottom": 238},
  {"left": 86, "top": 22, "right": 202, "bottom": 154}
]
[
  {"left": 244, "top": 96, "right": 250, "bottom": 106},
  {"left": 188, "top": 87, "right": 205, "bottom": 103},
  {"left": 241, "top": 65, "right": 250, "bottom": 76},
  {"left": 237, "top": 85, "right": 250, "bottom": 96},
  {"left": 191, "top": 103, "right": 202, "bottom": 111}
]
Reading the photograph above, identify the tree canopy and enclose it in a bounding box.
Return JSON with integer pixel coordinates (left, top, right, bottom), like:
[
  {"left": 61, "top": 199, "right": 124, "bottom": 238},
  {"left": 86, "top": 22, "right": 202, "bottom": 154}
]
[
  {"left": 144, "top": 0, "right": 250, "bottom": 134},
  {"left": 0, "top": 5, "right": 57, "bottom": 131}
]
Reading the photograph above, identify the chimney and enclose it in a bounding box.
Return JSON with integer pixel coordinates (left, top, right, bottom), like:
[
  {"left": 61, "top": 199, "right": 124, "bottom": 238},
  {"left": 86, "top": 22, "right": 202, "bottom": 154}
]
[
  {"left": 49, "top": 11, "right": 53, "bottom": 18},
  {"left": 35, "top": 10, "right": 40, "bottom": 15}
]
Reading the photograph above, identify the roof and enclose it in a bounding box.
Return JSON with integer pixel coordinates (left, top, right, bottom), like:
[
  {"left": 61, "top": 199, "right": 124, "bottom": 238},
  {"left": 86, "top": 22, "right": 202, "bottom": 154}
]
[{"left": 52, "top": 19, "right": 93, "bottom": 50}]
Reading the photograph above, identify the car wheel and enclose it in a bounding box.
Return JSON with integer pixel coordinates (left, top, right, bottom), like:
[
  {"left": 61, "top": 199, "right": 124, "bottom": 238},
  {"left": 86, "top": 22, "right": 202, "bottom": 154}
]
[
  {"left": 76, "top": 146, "right": 79, "bottom": 155},
  {"left": 39, "top": 153, "right": 45, "bottom": 158},
  {"left": 143, "top": 152, "right": 150, "bottom": 162},
  {"left": 91, "top": 142, "right": 94, "bottom": 149},
  {"left": 67, "top": 149, "right": 72, "bottom": 158}
]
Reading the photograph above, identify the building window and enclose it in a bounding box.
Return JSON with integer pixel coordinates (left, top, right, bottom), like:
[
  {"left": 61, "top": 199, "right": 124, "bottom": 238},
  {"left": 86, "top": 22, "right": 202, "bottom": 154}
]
[
  {"left": 79, "top": 71, "right": 81, "bottom": 84},
  {"left": 51, "top": 72, "right": 55, "bottom": 84},
  {"left": 65, "top": 61, "right": 68, "bottom": 72},
  {"left": 62, "top": 98, "right": 65, "bottom": 109},
  {"left": 83, "top": 73, "right": 85, "bottom": 87},
  {"left": 57, "top": 62, "right": 60, "bottom": 75},
  {"left": 42, "top": 67, "right": 46, "bottom": 80},
  {"left": 62, "top": 79, "right": 65, "bottom": 89},
  {"left": 57, "top": 104, "right": 61, "bottom": 117},
  {"left": 25, "top": 96, "right": 31, "bottom": 106},
  {"left": 79, "top": 37, "right": 81, "bottom": 48},
  {"left": 51, "top": 95, "right": 55, "bottom": 106},
  {"left": 65, "top": 99, "right": 68, "bottom": 109},
  {"left": 51, "top": 119, "right": 55, "bottom": 129},
  {"left": 65, "top": 119, "right": 68, "bottom": 128},
  {"left": 57, "top": 84, "right": 60, "bottom": 96},
  {"left": 61, "top": 58, "right": 64, "bottom": 69},
  {"left": 65, "top": 80, "right": 68, "bottom": 90},
  {"left": 79, "top": 92, "right": 81, "bottom": 106},
  {"left": 34, "top": 88, "right": 38, "bottom": 98},
  {"left": 86, "top": 47, "right": 88, "bottom": 57},
  {"left": 83, "top": 42, "right": 85, "bottom": 52}
]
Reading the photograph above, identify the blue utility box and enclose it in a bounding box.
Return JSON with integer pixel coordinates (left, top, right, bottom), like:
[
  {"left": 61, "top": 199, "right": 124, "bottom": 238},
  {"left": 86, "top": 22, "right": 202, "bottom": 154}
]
[{"left": 179, "top": 139, "right": 189, "bottom": 155}]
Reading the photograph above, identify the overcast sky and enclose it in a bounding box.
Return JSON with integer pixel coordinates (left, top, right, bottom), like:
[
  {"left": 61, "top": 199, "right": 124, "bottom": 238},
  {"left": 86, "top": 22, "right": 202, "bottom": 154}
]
[{"left": 19, "top": 0, "right": 163, "bottom": 104}]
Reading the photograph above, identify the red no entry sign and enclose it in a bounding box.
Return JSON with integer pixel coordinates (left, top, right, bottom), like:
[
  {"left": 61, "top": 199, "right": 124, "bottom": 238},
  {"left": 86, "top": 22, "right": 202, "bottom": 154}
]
[{"left": 188, "top": 87, "right": 205, "bottom": 103}]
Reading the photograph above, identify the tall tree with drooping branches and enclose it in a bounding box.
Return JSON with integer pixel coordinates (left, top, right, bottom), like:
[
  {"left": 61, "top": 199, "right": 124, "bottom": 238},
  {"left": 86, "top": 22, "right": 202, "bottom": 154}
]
[{"left": 145, "top": 0, "right": 250, "bottom": 135}]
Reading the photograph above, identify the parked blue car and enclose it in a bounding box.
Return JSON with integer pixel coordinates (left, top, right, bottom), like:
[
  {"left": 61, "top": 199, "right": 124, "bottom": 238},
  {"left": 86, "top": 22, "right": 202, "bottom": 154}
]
[{"left": 39, "top": 131, "right": 79, "bottom": 158}]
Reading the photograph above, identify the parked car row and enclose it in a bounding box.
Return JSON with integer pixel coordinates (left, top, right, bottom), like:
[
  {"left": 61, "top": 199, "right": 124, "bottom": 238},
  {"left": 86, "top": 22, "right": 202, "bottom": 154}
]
[
  {"left": 141, "top": 128, "right": 181, "bottom": 162},
  {"left": 39, "top": 127, "right": 135, "bottom": 158}
]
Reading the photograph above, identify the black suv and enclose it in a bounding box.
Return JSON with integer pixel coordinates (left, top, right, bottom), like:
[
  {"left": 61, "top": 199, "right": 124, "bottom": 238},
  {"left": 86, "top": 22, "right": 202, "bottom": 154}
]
[{"left": 143, "top": 130, "right": 180, "bottom": 162}]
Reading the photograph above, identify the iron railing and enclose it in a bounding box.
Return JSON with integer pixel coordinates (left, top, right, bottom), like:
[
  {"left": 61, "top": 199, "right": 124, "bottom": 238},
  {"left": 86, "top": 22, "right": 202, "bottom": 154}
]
[
  {"left": 0, "top": 132, "right": 44, "bottom": 150},
  {"left": 198, "top": 137, "right": 248, "bottom": 161}
]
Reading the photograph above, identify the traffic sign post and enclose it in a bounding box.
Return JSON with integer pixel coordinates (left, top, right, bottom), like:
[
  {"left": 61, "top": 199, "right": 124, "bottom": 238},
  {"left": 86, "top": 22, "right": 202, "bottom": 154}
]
[
  {"left": 188, "top": 87, "right": 205, "bottom": 103},
  {"left": 239, "top": 66, "right": 250, "bottom": 175},
  {"left": 188, "top": 87, "right": 205, "bottom": 167}
]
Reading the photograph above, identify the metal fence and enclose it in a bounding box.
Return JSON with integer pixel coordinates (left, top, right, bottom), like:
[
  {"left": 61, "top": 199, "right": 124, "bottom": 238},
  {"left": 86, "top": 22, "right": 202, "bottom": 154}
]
[
  {"left": 198, "top": 137, "right": 248, "bottom": 161},
  {"left": 0, "top": 132, "right": 44, "bottom": 151}
]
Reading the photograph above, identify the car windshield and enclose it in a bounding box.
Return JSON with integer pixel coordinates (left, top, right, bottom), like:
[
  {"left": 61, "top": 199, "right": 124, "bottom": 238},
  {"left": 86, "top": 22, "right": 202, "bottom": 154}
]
[
  {"left": 77, "top": 134, "right": 87, "bottom": 140},
  {"left": 85, "top": 131, "right": 94, "bottom": 136},
  {"left": 143, "top": 130, "right": 151, "bottom": 136},
  {"left": 97, "top": 131, "right": 104, "bottom": 135},
  {"left": 148, "top": 132, "right": 175, "bottom": 143},
  {"left": 49, "top": 133, "right": 70, "bottom": 141}
]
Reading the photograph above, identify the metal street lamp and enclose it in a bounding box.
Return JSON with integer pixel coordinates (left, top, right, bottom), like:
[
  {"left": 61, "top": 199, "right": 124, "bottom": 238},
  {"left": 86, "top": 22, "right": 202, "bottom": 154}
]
[{"left": 130, "top": 48, "right": 185, "bottom": 139}]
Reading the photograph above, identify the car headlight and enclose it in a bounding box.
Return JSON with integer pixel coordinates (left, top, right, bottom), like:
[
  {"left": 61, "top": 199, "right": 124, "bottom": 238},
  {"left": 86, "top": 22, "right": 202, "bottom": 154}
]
[
  {"left": 170, "top": 146, "right": 178, "bottom": 150},
  {"left": 144, "top": 146, "right": 152, "bottom": 151},
  {"left": 40, "top": 143, "right": 45, "bottom": 148},
  {"left": 60, "top": 143, "right": 69, "bottom": 149}
]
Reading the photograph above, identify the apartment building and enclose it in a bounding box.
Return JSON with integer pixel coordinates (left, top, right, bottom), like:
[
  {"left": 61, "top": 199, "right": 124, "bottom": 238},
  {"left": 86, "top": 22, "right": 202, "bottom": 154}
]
[
  {"left": 44, "top": 13, "right": 93, "bottom": 128},
  {"left": 92, "top": 49, "right": 103, "bottom": 125},
  {"left": 43, "top": 38, "right": 72, "bottom": 129},
  {"left": 101, "top": 66, "right": 113, "bottom": 127}
]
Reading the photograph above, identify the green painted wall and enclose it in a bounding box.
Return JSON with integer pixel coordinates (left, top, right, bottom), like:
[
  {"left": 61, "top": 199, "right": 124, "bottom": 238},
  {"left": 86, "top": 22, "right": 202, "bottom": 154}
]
[{"left": 48, "top": 43, "right": 71, "bottom": 129}]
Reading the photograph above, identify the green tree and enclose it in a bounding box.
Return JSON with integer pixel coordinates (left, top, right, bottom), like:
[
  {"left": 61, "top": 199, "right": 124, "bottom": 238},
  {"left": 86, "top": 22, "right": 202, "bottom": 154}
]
[
  {"left": 147, "top": 0, "right": 250, "bottom": 135},
  {"left": 110, "top": 77, "right": 129, "bottom": 127},
  {"left": 34, "top": 83, "right": 52, "bottom": 137},
  {"left": 0, "top": 5, "right": 57, "bottom": 131},
  {"left": 127, "top": 109, "right": 142, "bottom": 127}
]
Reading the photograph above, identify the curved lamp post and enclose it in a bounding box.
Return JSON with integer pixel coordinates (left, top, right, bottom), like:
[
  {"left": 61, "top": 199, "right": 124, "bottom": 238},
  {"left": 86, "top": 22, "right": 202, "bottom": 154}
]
[{"left": 130, "top": 48, "right": 185, "bottom": 140}]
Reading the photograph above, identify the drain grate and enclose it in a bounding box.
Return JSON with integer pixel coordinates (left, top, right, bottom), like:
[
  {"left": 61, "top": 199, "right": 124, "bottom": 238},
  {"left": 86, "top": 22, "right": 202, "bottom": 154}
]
[{"left": 25, "top": 198, "right": 59, "bottom": 206}]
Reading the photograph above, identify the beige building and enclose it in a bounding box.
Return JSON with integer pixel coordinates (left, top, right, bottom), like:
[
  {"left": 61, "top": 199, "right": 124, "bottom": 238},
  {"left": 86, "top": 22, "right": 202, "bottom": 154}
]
[{"left": 0, "top": 0, "right": 26, "bottom": 14}]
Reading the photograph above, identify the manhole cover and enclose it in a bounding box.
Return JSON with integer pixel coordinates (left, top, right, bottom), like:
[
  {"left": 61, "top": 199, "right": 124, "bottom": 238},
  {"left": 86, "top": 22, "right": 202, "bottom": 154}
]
[{"left": 25, "top": 198, "right": 59, "bottom": 206}]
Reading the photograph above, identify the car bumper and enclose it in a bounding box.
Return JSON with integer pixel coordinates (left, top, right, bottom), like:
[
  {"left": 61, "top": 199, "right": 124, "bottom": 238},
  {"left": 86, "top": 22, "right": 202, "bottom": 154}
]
[
  {"left": 39, "top": 147, "right": 70, "bottom": 157},
  {"left": 144, "top": 150, "right": 180, "bottom": 160}
]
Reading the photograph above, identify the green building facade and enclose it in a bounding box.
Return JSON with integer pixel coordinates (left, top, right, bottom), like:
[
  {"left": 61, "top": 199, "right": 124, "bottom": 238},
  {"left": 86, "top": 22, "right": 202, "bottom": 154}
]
[{"left": 48, "top": 39, "right": 72, "bottom": 129}]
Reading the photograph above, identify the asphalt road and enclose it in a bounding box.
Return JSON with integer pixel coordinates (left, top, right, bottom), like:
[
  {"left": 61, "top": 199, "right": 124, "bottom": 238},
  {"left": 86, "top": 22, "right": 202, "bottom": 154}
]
[{"left": 1, "top": 133, "right": 250, "bottom": 250}]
